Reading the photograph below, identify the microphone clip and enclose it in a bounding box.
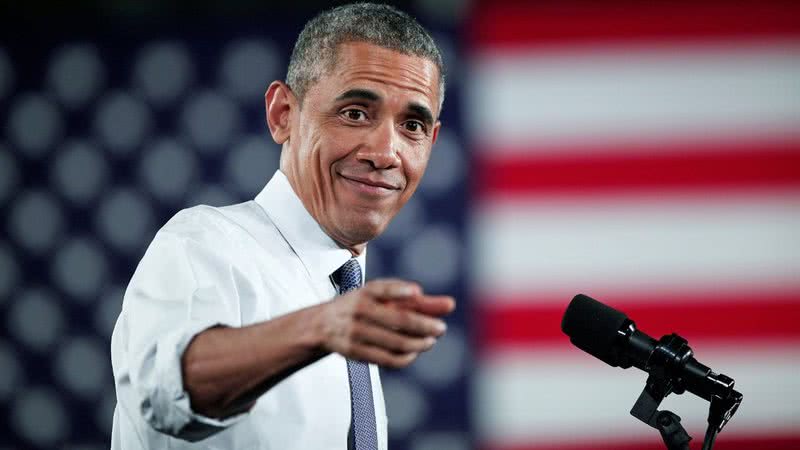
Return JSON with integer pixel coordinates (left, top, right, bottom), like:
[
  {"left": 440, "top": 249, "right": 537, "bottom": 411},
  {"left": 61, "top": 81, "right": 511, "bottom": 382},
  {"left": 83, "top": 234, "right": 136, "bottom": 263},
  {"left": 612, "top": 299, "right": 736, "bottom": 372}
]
[
  {"left": 630, "top": 372, "right": 691, "bottom": 450},
  {"left": 628, "top": 332, "right": 743, "bottom": 450}
]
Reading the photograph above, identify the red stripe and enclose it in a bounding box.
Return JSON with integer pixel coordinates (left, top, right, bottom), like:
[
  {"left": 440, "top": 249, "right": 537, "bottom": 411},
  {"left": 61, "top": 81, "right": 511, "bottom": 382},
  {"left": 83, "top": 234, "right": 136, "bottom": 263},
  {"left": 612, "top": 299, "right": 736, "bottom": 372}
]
[
  {"left": 469, "top": 1, "right": 800, "bottom": 49},
  {"left": 476, "top": 292, "right": 800, "bottom": 349},
  {"left": 473, "top": 144, "right": 800, "bottom": 197},
  {"left": 481, "top": 433, "right": 800, "bottom": 450}
]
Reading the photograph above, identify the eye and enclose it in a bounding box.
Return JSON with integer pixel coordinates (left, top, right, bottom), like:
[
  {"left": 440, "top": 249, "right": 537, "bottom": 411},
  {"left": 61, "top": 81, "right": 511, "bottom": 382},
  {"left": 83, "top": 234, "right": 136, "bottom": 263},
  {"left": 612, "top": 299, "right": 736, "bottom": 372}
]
[
  {"left": 342, "top": 109, "right": 368, "bottom": 122},
  {"left": 402, "top": 120, "right": 426, "bottom": 134}
]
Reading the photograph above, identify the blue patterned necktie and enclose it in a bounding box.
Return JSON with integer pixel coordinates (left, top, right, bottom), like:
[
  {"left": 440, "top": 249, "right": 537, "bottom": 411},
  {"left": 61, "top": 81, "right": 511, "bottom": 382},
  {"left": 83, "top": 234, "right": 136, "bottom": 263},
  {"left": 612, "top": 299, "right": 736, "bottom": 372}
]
[{"left": 333, "top": 258, "right": 378, "bottom": 450}]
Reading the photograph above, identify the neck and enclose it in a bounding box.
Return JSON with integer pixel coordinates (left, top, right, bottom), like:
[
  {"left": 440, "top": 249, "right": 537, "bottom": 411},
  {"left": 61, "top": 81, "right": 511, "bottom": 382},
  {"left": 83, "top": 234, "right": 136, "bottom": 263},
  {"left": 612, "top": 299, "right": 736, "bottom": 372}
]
[{"left": 346, "top": 243, "right": 366, "bottom": 257}]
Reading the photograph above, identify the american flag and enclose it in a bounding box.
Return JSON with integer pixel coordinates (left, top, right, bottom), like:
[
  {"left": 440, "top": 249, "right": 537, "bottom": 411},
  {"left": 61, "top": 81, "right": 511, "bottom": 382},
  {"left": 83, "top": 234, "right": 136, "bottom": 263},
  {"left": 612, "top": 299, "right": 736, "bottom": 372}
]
[{"left": 466, "top": 1, "right": 800, "bottom": 449}]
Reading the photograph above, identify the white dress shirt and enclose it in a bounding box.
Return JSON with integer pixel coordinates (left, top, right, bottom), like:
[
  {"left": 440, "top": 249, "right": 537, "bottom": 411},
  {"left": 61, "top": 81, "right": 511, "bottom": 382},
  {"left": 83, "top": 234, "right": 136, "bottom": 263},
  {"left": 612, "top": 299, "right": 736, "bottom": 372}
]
[{"left": 110, "top": 170, "right": 388, "bottom": 450}]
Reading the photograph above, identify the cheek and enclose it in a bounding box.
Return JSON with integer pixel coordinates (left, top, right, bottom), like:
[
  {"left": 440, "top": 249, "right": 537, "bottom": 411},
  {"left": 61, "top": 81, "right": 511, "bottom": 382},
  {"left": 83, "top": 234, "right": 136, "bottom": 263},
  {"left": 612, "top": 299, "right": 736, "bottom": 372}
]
[
  {"left": 319, "top": 126, "right": 361, "bottom": 167},
  {"left": 300, "top": 129, "right": 334, "bottom": 175},
  {"left": 402, "top": 148, "right": 431, "bottom": 188}
]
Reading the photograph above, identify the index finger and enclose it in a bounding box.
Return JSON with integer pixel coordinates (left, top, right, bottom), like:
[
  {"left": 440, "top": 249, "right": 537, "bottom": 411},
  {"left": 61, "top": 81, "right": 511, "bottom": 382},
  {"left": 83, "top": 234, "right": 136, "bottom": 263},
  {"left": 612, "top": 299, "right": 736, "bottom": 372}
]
[{"left": 405, "top": 295, "right": 455, "bottom": 317}]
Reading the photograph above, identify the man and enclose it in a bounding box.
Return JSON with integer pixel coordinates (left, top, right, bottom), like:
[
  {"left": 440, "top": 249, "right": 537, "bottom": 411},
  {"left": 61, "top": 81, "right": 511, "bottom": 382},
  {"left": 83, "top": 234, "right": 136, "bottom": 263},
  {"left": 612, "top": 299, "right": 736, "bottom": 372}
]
[{"left": 110, "top": 3, "right": 454, "bottom": 450}]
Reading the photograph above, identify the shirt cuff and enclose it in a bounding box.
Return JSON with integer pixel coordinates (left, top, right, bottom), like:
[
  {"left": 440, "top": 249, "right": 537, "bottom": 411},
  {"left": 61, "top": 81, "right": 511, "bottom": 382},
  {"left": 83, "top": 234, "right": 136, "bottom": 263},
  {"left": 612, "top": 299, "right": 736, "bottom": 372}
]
[{"left": 139, "top": 319, "right": 249, "bottom": 442}]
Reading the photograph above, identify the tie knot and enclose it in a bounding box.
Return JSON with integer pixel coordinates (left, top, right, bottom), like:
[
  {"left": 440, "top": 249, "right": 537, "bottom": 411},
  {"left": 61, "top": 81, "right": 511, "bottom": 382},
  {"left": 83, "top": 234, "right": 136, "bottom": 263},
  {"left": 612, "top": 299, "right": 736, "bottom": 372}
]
[{"left": 333, "top": 258, "right": 362, "bottom": 294}]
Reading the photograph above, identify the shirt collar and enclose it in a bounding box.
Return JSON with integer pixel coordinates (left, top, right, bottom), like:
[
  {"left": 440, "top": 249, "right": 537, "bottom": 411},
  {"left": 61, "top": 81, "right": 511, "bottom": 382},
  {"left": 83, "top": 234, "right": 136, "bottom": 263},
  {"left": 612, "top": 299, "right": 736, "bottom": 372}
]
[{"left": 254, "top": 170, "right": 366, "bottom": 281}]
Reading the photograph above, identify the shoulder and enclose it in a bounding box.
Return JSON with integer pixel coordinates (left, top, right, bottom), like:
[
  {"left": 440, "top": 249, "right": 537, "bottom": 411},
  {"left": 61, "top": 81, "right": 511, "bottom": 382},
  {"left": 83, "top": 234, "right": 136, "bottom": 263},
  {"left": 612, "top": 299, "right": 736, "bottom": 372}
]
[
  {"left": 153, "top": 201, "right": 287, "bottom": 261},
  {"left": 159, "top": 201, "right": 269, "bottom": 241},
  {"left": 133, "top": 201, "right": 273, "bottom": 278}
]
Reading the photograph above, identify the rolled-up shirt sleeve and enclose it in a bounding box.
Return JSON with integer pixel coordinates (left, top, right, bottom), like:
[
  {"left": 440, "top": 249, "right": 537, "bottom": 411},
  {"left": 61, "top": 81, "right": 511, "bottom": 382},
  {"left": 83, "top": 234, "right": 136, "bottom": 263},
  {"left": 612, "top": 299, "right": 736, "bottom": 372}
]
[{"left": 112, "top": 208, "right": 255, "bottom": 442}]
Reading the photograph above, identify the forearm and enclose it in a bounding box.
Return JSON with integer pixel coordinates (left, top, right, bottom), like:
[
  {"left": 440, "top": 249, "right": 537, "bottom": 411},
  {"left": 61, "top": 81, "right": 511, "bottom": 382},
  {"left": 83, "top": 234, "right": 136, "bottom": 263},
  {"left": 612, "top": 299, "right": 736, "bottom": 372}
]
[
  {"left": 181, "top": 304, "right": 327, "bottom": 418},
  {"left": 180, "top": 279, "right": 454, "bottom": 419}
]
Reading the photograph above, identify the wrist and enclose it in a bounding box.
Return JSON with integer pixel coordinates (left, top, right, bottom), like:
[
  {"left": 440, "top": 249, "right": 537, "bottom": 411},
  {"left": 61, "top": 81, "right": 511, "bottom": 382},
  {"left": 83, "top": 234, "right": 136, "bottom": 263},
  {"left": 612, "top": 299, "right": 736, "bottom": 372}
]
[{"left": 300, "top": 303, "right": 331, "bottom": 355}]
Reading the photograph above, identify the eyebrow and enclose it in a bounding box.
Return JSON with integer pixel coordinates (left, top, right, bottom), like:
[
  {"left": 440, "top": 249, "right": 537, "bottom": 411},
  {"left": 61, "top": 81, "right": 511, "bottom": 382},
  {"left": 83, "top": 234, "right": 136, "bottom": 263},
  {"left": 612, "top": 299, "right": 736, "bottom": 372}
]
[{"left": 335, "top": 88, "right": 381, "bottom": 103}]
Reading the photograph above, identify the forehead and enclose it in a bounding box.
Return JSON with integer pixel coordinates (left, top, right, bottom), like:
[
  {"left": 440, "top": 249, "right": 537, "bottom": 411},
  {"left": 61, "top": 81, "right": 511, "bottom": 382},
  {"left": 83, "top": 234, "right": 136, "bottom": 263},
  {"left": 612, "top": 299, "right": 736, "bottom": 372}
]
[{"left": 323, "top": 42, "right": 440, "bottom": 114}]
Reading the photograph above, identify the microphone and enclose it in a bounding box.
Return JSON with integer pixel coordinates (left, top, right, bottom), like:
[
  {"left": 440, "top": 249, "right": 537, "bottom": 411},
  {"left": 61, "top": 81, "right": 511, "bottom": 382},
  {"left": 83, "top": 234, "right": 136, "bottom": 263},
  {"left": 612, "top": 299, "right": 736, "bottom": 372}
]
[
  {"left": 561, "top": 294, "right": 736, "bottom": 403},
  {"left": 561, "top": 294, "right": 743, "bottom": 450}
]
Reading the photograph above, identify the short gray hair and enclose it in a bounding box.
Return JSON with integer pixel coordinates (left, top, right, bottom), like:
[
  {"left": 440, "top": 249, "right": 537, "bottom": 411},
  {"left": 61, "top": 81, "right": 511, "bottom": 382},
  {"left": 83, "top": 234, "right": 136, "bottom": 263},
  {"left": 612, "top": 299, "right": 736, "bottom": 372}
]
[{"left": 286, "top": 2, "right": 445, "bottom": 112}]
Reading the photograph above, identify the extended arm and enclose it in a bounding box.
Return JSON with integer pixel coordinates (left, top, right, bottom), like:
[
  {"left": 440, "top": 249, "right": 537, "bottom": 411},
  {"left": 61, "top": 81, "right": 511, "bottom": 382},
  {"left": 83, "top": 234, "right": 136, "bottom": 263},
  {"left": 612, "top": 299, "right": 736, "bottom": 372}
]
[{"left": 181, "top": 279, "right": 454, "bottom": 419}]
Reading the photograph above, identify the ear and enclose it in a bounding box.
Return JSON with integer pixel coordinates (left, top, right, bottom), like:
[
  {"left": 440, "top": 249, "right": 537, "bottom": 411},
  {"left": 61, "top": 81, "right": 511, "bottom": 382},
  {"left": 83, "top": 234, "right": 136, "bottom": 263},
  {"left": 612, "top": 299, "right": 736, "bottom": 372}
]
[
  {"left": 265, "top": 80, "right": 296, "bottom": 145},
  {"left": 430, "top": 120, "right": 441, "bottom": 147}
]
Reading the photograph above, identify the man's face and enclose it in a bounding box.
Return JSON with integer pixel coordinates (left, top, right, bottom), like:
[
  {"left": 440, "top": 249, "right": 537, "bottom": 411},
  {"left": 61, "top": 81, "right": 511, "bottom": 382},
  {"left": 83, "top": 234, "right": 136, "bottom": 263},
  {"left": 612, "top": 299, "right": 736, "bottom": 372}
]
[{"left": 280, "top": 42, "right": 441, "bottom": 250}]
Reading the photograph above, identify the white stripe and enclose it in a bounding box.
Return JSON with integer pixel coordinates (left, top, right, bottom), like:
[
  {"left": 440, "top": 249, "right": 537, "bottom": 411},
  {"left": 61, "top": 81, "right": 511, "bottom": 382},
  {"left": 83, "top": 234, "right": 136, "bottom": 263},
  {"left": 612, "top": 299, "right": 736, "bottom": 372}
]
[
  {"left": 467, "top": 39, "right": 800, "bottom": 152},
  {"left": 471, "top": 189, "right": 800, "bottom": 302},
  {"left": 475, "top": 340, "right": 800, "bottom": 446}
]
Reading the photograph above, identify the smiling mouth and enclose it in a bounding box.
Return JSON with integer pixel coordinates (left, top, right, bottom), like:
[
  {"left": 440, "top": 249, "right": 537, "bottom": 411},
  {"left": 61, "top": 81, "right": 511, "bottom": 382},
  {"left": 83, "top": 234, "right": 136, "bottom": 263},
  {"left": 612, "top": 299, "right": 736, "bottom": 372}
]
[{"left": 338, "top": 173, "right": 400, "bottom": 196}]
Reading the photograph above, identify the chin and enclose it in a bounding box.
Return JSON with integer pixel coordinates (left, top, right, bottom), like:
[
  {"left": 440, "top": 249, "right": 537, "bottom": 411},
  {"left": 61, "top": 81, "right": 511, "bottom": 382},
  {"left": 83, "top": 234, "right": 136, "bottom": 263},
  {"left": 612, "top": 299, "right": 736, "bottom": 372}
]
[{"left": 337, "top": 213, "right": 390, "bottom": 245}]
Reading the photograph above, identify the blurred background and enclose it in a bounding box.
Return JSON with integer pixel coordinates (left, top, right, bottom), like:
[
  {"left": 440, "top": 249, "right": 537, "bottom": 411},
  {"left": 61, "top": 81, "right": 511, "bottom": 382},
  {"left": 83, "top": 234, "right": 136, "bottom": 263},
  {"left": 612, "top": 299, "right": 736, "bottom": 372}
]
[{"left": 0, "top": 1, "right": 797, "bottom": 449}]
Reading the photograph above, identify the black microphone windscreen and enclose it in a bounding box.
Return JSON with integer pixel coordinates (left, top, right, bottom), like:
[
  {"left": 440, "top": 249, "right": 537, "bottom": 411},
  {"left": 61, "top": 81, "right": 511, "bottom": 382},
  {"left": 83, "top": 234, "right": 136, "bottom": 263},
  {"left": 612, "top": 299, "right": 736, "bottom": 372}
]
[{"left": 561, "top": 294, "right": 630, "bottom": 366}]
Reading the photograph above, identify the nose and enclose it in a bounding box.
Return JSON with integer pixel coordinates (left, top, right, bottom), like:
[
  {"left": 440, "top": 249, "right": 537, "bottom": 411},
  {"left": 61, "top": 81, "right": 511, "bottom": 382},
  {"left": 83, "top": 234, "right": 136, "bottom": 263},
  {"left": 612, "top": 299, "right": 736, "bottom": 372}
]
[{"left": 356, "top": 120, "right": 401, "bottom": 170}]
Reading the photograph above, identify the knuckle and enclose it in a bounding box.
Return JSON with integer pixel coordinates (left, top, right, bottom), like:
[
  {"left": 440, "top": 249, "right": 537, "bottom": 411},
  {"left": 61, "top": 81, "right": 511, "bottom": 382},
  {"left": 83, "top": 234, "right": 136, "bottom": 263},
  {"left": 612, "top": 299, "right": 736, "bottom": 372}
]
[
  {"left": 338, "top": 339, "right": 353, "bottom": 356},
  {"left": 383, "top": 333, "right": 405, "bottom": 352},
  {"left": 341, "top": 327, "right": 361, "bottom": 351},
  {"left": 347, "top": 322, "right": 362, "bottom": 340},
  {"left": 352, "top": 296, "right": 372, "bottom": 318},
  {"left": 397, "top": 310, "right": 415, "bottom": 328},
  {"left": 398, "top": 339, "right": 415, "bottom": 353},
  {"left": 366, "top": 278, "right": 389, "bottom": 291}
]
